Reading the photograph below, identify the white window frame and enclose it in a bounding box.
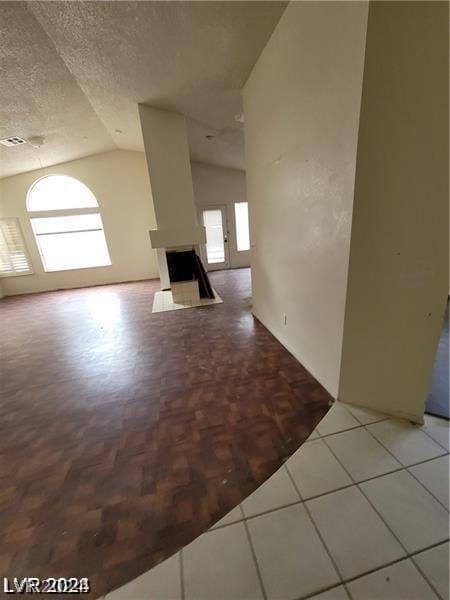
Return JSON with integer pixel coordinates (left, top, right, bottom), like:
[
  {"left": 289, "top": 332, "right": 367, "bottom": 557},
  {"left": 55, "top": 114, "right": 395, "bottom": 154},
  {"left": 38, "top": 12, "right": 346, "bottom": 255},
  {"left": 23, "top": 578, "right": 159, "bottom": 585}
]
[
  {"left": 0, "top": 217, "right": 33, "bottom": 277},
  {"left": 27, "top": 176, "right": 112, "bottom": 273},
  {"left": 234, "top": 201, "right": 251, "bottom": 252}
]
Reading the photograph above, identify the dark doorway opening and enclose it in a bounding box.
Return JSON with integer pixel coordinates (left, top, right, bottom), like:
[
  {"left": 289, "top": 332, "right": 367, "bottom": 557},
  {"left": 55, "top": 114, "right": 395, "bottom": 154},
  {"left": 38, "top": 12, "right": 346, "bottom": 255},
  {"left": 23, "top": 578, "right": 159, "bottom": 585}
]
[{"left": 426, "top": 301, "right": 449, "bottom": 419}]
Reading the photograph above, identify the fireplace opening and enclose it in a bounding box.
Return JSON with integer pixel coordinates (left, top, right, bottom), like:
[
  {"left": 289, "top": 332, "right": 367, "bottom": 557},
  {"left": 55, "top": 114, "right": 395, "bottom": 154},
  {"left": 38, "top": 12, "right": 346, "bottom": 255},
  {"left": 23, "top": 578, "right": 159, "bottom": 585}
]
[{"left": 166, "top": 250, "right": 215, "bottom": 299}]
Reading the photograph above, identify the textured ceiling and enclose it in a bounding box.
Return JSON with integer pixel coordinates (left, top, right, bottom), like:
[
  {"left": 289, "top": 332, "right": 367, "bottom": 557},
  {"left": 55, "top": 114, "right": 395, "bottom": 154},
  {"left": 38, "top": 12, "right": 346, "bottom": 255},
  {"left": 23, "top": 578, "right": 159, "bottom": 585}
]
[{"left": 0, "top": 1, "right": 286, "bottom": 179}]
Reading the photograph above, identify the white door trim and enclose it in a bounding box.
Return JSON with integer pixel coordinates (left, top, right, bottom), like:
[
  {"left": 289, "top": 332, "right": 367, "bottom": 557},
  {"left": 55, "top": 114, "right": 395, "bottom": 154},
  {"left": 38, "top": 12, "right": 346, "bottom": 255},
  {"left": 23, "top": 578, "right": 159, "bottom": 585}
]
[{"left": 199, "top": 205, "right": 230, "bottom": 271}]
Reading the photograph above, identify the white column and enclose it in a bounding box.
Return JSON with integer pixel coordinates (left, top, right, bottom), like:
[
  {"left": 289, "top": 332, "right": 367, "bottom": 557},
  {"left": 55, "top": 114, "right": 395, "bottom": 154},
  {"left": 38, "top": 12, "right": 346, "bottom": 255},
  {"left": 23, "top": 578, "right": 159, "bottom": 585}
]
[
  {"left": 339, "top": 1, "right": 448, "bottom": 423},
  {"left": 138, "top": 104, "right": 205, "bottom": 288}
]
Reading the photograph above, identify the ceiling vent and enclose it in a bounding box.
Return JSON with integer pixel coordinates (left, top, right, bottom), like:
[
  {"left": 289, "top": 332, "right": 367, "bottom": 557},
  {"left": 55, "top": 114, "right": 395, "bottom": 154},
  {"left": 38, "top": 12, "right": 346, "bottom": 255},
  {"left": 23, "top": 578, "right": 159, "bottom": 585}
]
[{"left": 0, "top": 136, "right": 27, "bottom": 147}]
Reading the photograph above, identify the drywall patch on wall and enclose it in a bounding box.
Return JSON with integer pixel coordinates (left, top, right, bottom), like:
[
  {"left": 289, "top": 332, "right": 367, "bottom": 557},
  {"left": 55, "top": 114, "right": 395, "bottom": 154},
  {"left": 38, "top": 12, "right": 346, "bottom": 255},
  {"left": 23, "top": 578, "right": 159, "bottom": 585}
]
[
  {"left": 191, "top": 161, "right": 250, "bottom": 269},
  {"left": 0, "top": 150, "right": 159, "bottom": 295},
  {"left": 339, "top": 1, "right": 449, "bottom": 423},
  {"left": 243, "top": 1, "right": 368, "bottom": 396}
]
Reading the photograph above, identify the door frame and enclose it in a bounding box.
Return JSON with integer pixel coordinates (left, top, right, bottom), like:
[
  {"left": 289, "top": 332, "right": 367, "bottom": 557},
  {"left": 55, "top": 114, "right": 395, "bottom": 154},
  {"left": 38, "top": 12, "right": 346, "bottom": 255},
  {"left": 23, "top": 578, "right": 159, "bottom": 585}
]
[{"left": 199, "top": 205, "right": 230, "bottom": 271}]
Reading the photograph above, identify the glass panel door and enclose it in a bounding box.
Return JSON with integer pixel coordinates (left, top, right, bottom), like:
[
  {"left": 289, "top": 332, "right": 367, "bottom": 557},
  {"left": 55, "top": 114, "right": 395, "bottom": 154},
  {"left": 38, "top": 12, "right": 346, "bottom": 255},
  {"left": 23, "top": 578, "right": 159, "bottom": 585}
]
[{"left": 201, "top": 206, "right": 229, "bottom": 270}]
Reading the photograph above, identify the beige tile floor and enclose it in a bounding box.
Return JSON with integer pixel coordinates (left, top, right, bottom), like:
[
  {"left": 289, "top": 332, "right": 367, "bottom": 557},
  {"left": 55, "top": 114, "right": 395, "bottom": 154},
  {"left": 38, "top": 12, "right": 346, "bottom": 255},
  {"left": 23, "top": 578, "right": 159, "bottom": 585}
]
[{"left": 103, "top": 402, "right": 449, "bottom": 600}]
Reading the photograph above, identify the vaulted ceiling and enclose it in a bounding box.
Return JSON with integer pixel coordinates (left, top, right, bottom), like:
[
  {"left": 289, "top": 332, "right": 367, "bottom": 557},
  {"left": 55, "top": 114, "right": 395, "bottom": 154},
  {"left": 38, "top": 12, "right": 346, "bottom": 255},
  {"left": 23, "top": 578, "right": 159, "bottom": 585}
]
[{"left": 0, "top": 1, "right": 287, "bottom": 179}]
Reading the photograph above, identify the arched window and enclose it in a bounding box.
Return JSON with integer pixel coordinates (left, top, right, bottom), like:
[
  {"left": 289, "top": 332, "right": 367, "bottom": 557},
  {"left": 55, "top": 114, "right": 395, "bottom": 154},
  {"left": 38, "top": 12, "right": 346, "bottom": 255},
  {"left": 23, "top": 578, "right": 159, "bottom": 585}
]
[{"left": 27, "top": 175, "right": 111, "bottom": 272}]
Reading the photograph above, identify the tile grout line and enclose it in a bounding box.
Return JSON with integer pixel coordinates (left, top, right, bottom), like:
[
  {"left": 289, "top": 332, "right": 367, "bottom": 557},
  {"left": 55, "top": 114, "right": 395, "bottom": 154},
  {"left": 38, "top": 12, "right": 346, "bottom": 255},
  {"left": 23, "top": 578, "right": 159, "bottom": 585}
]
[
  {"left": 179, "top": 549, "right": 185, "bottom": 600},
  {"left": 316, "top": 424, "right": 362, "bottom": 438},
  {"left": 360, "top": 422, "right": 450, "bottom": 513},
  {"left": 419, "top": 420, "right": 450, "bottom": 453},
  {"left": 406, "top": 463, "right": 449, "bottom": 514},
  {"left": 241, "top": 512, "right": 268, "bottom": 600},
  {"left": 37, "top": 515, "right": 450, "bottom": 600},
  {"left": 362, "top": 419, "right": 447, "bottom": 463},
  {"left": 320, "top": 434, "right": 447, "bottom": 600},
  {"left": 183, "top": 407, "right": 448, "bottom": 600},
  {"left": 313, "top": 424, "right": 449, "bottom": 471},
  {"left": 410, "top": 546, "right": 447, "bottom": 600},
  {"left": 344, "top": 583, "right": 354, "bottom": 600},
  {"left": 325, "top": 421, "right": 449, "bottom": 509},
  {"left": 316, "top": 401, "right": 389, "bottom": 433},
  {"left": 346, "top": 415, "right": 389, "bottom": 427},
  {"left": 209, "top": 449, "right": 448, "bottom": 531},
  {"left": 303, "top": 541, "right": 449, "bottom": 600},
  {"left": 284, "top": 460, "right": 346, "bottom": 590},
  {"left": 243, "top": 498, "right": 304, "bottom": 523},
  {"left": 294, "top": 581, "right": 351, "bottom": 600},
  {"left": 329, "top": 403, "right": 449, "bottom": 453},
  {"left": 320, "top": 433, "right": 413, "bottom": 554},
  {"left": 344, "top": 540, "right": 449, "bottom": 582},
  {"left": 107, "top": 409, "right": 448, "bottom": 599},
  {"left": 341, "top": 540, "right": 450, "bottom": 600},
  {"left": 316, "top": 421, "right": 367, "bottom": 439}
]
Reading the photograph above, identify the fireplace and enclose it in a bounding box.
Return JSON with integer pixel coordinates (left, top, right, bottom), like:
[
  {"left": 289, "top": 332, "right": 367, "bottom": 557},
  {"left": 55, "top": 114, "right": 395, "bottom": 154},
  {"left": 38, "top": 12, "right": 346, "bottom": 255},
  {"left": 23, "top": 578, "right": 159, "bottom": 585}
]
[
  {"left": 148, "top": 224, "right": 211, "bottom": 296},
  {"left": 166, "top": 249, "right": 214, "bottom": 299}
]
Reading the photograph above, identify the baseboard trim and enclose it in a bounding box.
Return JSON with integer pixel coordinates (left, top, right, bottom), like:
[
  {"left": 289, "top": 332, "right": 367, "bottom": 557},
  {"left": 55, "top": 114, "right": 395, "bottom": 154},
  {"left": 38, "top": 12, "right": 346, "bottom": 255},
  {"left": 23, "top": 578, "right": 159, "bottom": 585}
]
[
  {"left": 0, "top": 276, "right": 161, "bottom": 298},
  {"left": 337, "top": 399, "right": 424, "bottom": 425}
]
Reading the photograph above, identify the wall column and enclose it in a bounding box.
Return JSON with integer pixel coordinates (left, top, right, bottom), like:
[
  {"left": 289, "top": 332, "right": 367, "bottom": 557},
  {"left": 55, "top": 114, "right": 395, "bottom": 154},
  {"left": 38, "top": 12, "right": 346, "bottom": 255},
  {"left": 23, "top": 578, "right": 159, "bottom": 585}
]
[
  {"left": 138, "top": 104, "right": 205, "bottom": 288},
  {"left": 339, "top": 1, "right": 449, "bottom": 422}
]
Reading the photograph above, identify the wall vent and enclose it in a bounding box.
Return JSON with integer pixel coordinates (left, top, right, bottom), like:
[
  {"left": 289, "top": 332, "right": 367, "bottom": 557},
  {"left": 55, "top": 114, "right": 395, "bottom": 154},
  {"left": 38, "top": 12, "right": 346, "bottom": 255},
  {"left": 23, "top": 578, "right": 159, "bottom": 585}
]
[{"left": 0, "top": 137, "right": 27, "bottom": 147}]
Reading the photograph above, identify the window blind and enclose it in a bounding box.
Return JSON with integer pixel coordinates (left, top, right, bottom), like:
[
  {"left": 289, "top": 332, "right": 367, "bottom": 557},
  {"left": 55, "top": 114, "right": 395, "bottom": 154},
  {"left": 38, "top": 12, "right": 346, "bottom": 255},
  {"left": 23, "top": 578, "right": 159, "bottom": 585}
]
[{"left": 0, "top": 218, "right": 33, "bottom": 277}]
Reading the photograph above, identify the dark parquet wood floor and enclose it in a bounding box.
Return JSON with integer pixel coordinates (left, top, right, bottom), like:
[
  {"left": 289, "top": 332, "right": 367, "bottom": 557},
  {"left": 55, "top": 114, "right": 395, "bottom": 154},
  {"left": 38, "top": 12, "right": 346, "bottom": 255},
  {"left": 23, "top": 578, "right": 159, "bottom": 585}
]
[{"left": 0, "top": 269, "right": 332, "bottom": 598}]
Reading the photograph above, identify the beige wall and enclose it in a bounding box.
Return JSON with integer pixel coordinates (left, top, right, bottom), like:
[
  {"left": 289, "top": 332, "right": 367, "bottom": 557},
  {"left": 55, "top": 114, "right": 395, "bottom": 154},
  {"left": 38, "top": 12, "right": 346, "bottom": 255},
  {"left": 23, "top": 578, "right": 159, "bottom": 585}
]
[
  {"left": 0, "top": 149, "right": 250, "bottom": 296},
  {"left": 191, "top": 161, "right": 250, "bottom": 269},
  {"left": 243, "top": 1, "right": 368, "bottom": 396},
  {"left": 0, "top": 149, "right": 159, "bottom": 295},
  {"left": 339, "top": 1, "right": 449, "bottom": 423}
]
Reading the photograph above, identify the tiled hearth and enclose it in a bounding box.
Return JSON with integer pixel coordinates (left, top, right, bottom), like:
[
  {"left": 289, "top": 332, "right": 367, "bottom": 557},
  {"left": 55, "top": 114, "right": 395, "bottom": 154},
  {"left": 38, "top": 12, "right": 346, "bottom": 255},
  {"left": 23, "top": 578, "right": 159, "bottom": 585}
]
[
  {"left": 104, "top": 402, "right": 449, "bottom": 600},
  {"left": 152, "top": 287, "right": 222, "bottom": 313}
]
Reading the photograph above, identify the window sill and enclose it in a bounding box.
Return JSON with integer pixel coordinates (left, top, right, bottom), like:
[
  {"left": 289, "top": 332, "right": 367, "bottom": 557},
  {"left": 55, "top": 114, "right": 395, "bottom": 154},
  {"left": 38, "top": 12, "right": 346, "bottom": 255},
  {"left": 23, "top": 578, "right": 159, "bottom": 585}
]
[
  {"left": 0, "top": 270, "right": 34, "bottom": 278},
  {"left": 42, "top": 262, "right": 113, "bottom": 274}
]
